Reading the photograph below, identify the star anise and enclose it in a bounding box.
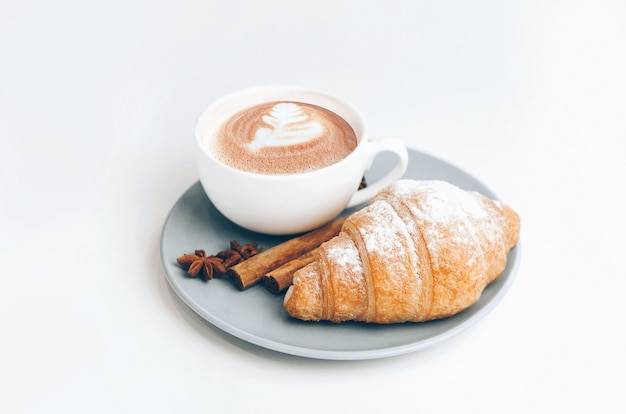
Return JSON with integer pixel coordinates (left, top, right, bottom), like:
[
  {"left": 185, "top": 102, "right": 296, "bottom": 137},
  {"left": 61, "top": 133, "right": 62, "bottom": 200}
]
[
  {"left": 216, "top": 249, "right": 243, "bottom": 268},
  {"left": 176, "top": 249, "right": 227, "bottom": 281},
  {"left": 216, "top": 241, "right": 263, "bottom": 267},
  {"left": 358, "top": 176, "right": 368, "bottom": 190}
]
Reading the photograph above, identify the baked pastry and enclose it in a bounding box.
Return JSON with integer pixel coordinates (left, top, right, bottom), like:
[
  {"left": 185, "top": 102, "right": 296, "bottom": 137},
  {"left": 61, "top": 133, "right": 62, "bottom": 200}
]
[{"left": 283, "top": 179, "right": 520, "bottom": 323}]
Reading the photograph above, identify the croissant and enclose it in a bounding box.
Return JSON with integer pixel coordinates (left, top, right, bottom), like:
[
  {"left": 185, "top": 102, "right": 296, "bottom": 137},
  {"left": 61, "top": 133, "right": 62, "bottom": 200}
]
[{"left": 283, "top": 179, "right": 520, "bottom": 323}]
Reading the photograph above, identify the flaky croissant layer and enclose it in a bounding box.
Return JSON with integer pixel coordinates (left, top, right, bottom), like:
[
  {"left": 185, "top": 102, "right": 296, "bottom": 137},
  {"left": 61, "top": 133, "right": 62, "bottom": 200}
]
[{"left": 283, "top": 179, "right": 521, "bottom": 324}]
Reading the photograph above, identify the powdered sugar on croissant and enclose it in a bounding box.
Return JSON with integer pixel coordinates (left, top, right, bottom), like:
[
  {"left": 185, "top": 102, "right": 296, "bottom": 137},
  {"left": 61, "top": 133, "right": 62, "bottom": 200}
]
[{"left": 283, "top": 179, "right": 521, "bottom": 323}]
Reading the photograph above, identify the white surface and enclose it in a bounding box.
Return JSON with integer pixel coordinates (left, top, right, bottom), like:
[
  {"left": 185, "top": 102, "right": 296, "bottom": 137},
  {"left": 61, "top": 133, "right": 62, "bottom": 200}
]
[{"left": 1, "top": 1, "right": 624, "bottom": 413}]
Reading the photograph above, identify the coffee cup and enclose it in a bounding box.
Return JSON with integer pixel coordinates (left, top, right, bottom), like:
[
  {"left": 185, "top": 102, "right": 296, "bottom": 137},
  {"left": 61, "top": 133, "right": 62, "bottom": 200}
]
[{"left": 195, "top": 85, "right": 408, "bottom": 235}]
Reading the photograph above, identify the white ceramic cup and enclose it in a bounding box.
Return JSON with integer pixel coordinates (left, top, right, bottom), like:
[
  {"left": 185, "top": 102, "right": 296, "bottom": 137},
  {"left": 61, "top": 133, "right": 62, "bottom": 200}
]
[{"left": 195, "top": 85, "right": 409, "bottom": 235}]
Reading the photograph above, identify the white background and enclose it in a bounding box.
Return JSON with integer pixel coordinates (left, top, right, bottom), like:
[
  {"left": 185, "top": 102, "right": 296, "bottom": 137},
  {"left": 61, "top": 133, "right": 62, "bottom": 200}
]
[{"left": 1, "top": 1, "right": 624, "bottom": 413}]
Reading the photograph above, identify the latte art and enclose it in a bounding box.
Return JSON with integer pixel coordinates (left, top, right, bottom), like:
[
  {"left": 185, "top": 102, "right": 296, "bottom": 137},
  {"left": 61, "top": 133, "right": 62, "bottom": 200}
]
[
  {"left": 211, "top": 101, "right": 357, "bottom": 174},
  {"left": 248, "top": 102, "right": 324, "bottom": 149}
]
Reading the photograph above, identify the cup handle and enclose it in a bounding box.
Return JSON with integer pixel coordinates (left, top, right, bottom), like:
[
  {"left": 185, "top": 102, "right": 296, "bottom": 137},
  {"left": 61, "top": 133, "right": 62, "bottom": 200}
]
[{"left": 346, "top": 138, "right": 409, "bottom": 208}]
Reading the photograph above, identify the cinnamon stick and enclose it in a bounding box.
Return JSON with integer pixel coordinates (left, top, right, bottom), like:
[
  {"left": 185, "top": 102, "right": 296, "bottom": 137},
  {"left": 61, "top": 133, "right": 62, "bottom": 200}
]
[
  {"left": 228, "top": 216, "right": 346, "bottom": 290},
  {"left": 263, "top": 247, "right": 320, "bottom": 294}
]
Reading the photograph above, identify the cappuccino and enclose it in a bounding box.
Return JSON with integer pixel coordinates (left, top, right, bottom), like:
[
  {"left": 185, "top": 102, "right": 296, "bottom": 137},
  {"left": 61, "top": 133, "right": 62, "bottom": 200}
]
[{"left": 210, "top": 101, "right": 357, "bottom": 174}]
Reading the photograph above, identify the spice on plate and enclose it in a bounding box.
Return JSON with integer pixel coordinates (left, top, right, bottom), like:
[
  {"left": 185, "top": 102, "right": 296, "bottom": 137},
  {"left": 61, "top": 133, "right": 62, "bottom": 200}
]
[{"left": 176, "top": 242, "right": 263, "bottom": 282}]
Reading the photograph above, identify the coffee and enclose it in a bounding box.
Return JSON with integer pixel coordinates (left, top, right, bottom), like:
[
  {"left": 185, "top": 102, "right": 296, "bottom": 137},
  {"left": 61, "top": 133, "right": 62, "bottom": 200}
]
[{"left": 210, "top": 101, "right": 357, "bottom": 174}]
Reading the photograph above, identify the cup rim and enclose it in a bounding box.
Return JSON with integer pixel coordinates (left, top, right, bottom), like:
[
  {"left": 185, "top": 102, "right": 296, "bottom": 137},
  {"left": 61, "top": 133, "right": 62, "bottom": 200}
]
[{"left": 194, "top": 85, "right": 368, "bottom": 179}]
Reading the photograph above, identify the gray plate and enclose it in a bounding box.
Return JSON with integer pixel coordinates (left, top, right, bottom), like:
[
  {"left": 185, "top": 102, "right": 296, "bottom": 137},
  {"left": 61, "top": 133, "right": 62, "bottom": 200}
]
[{"left": 160, "top": 149, "right": 521, "bottom": 360}]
